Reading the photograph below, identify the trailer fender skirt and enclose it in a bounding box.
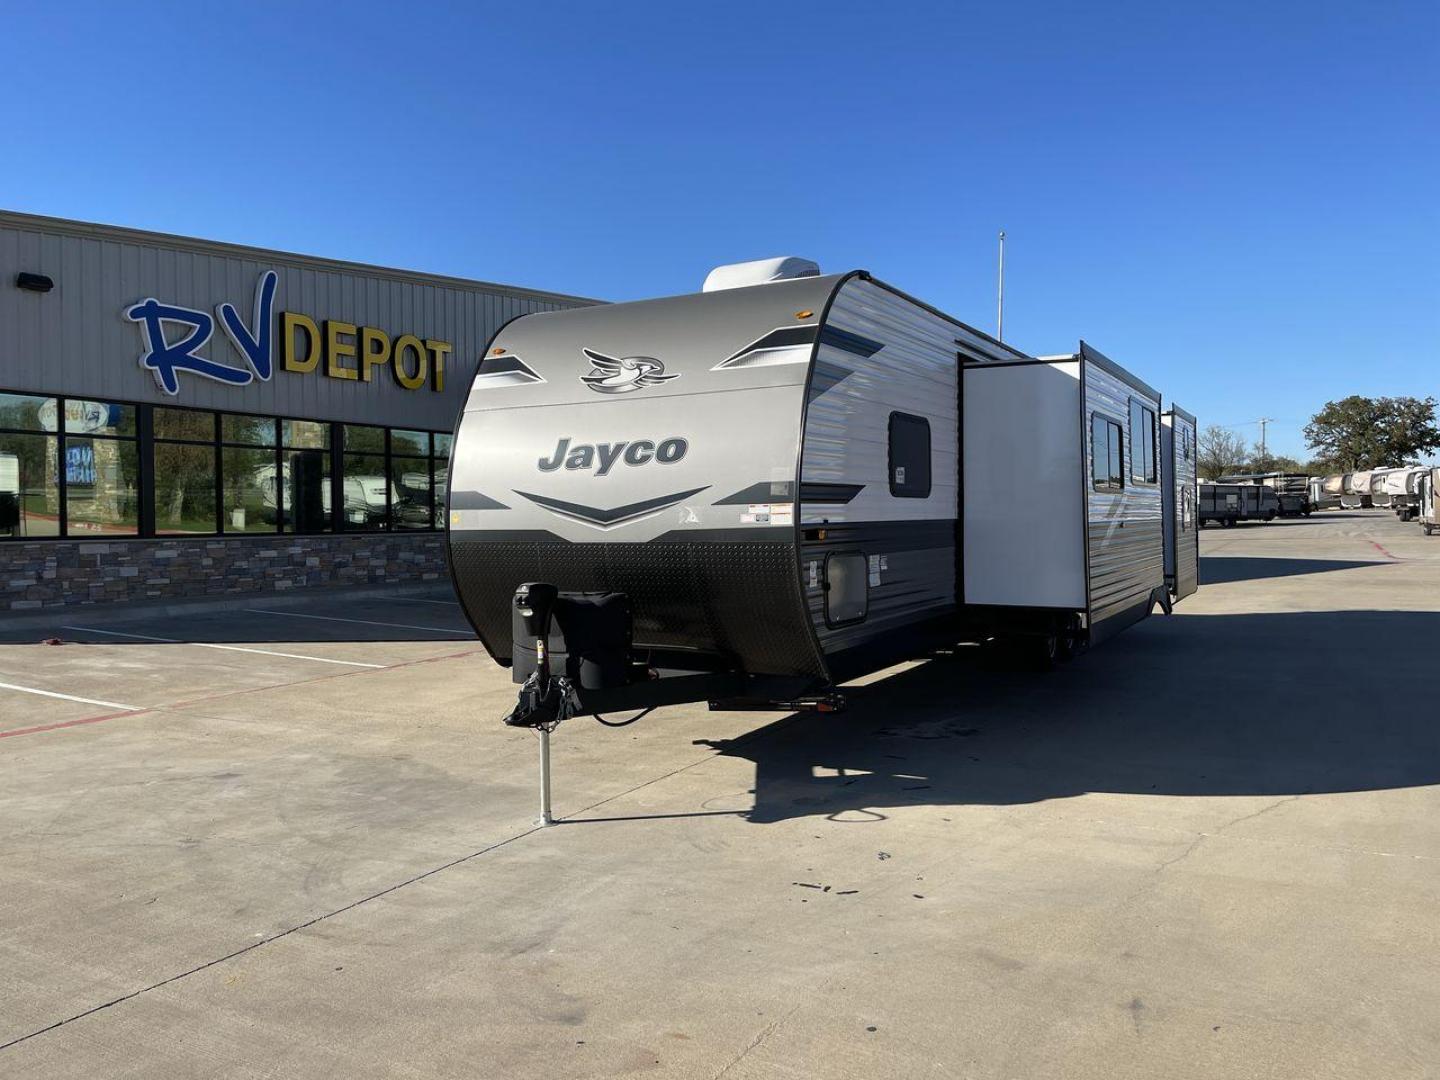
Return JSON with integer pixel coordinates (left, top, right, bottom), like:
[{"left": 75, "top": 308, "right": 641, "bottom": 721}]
[{"left": 1152, "top": 585, "right": 1173, "bottom": 616}]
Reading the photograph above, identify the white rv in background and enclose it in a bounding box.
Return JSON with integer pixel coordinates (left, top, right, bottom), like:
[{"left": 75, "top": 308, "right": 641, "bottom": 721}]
[
  {"left": 1417, "top": 469, "right": 1440, "bottom": 535},
  {"left": 1368, "top": 468, "right": 1404, "bottom": 509},
  {"left": 1341, "top": 471, "right": 1374, "bottom": 509},
  {"left": 1311, "top": 474, "right": 1345, "bottom": 510},
  {"left": 1383, "top": 467, "right": 1426, "bottom": 521}
]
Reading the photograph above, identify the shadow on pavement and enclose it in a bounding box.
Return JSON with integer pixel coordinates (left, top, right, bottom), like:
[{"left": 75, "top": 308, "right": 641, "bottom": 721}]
[
  {"left": 685, "top": 610, "right": 1440, "bottom": 824},
  {"left": 1200, "top": 557, "right": 1387, "bottom": 584}
]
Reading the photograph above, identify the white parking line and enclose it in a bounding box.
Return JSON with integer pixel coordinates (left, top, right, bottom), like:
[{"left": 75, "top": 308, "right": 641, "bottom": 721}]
[
  {"left": 370, "top": 596, "right": 461, "bottom": 606},
  {"left": 243, "top": 609, "right": 466, "bottom": 635},
  {"left": 63, "top": 626, "right": 385, "bottom": 668},
  {"left": 0, "top": 680, "right": 140, "bottom": 712}
]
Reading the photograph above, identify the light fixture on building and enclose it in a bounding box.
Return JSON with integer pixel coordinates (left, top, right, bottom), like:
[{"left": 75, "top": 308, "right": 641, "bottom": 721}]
[{"left": 16, "top": 272, "right": 54, "bottom": 293}]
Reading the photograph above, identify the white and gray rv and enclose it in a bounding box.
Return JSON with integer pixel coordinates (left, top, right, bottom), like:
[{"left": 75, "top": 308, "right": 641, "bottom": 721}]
[
  {"left": 1311, "top": 474, "right": 1344, "bottom": 511},
  {"left": 1341, "top": 471, "right": 1375, "bottom": 509},
  {"left": 1419, "top": 468, "right": 1440, "bottom": 536},
  {"left": 446, "top": 260, "right": 1193, "bottom": 725}
]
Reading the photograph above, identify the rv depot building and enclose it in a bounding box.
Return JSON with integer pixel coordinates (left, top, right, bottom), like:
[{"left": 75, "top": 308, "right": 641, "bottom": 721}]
[{"left": 0, "top": 210, "right": 591, "bottom": 612}]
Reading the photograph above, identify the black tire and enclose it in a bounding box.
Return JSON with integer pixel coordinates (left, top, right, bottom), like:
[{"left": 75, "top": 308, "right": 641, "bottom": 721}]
[
  {"left": 1222, "top": 517, "right": 1236, "bottom": 529},
  {"left": 1030, "top": 632, "right": 1061, "bottom": 671},
  {"left": 1425, "top": 524, "right": 1435, "bottom": 536}
]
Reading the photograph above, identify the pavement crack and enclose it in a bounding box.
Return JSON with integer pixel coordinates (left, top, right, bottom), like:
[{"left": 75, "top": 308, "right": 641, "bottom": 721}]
[{"left": 710, "top": 1001, "right": 803, "bottom": 1080}]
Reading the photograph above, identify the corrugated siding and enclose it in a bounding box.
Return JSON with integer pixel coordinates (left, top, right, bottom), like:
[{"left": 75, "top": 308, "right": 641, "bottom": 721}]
[
  {"left": 1167, "top": 412, "right": 1199, "bottom": 598},
  {"left": 1085, "top": 360, "right": 1164, "bottom": 627},
  {"left": 799, "top": 278, "right": 959, "bottom": 656},
  {"left": 0, "top": 215, "right": 587, "bottom": 429}
]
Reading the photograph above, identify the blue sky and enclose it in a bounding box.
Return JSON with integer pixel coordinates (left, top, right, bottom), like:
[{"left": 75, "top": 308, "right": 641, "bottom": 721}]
[{"left": 3, "top": 1, "right": 1435, "bottom": 458}]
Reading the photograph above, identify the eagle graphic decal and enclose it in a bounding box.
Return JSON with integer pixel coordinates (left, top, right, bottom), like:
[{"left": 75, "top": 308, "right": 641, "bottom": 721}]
[{"left": 580, "top": 348, "right": 681, "bottom": 394}]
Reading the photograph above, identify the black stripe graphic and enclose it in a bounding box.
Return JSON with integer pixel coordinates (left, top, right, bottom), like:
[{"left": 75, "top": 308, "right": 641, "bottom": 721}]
[
  {"left": 514, "top": 487, "right": 710, "bottom": 528},
  {"left": 451, "top": 491, "right": 511, "bottom": 511},
  {"left": 474, "top": 354, "right": 545, "bottom": 384},
  {"left": 714, "top": 481, "right": 796, "bottom": 505},
  {"left": 800, "top": 482, "right": 864, "bottom": 504},
  {"left": 715, "top": 324, "right": 819, "bottom": 368},
  {"left": 818, "top": 326, "right": 883, "bottom": 358}
]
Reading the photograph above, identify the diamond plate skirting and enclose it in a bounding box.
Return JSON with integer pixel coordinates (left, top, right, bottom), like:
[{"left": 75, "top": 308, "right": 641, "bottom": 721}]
[{"left": 449, "top": 535, "right": 828, "bottom": 680}]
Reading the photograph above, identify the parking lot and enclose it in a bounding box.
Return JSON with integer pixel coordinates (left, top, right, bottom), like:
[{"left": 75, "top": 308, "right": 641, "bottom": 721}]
[{"left": 2, "top": 512, "right": 1438, "bottom": 1079}]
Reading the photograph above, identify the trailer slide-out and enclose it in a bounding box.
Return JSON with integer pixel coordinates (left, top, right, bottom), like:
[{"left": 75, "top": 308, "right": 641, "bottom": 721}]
[{"left": 447, "top": 259, "right": 1194, "bottom": 728}]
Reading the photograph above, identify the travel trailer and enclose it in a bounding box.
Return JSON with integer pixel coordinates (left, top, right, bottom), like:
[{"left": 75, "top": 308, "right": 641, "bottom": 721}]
[
  {"left": 1310, "top": 474, "right": 1344, "bottom": 511},
  {"left": 1217, "top": 472, "right": 1311, "bottom": 516},
  {"left": 1341, "top": 471, "right": 1374, "bottom": 509},
  {"left": 1368, "top": 468, "right": 1403, "bottom": 510},
  {"left": 1383, "top": 467, "right": 1425, "bottom": 521},
  {"left": 1419, "top": 468, "right": 1440, "bottom": 535},
  {"left": 1198, "top": 482, "right": 1279, "bottom": 527},
  {"left": 448, "top": 259, "right": 1190, "bottom": 727},
  {"left": 1161, "top": 407, "right": 1199, "bottom": 603}
]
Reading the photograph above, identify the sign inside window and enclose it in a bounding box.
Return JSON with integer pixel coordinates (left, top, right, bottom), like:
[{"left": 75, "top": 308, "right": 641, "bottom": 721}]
[{"left": 66, "top": 443, "right": 95, "bottom": 486}]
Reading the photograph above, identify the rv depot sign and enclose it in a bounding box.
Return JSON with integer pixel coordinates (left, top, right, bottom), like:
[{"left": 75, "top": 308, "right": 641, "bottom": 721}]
[{"left": 124, "top": 270, "right": 452, "bottom": 397}]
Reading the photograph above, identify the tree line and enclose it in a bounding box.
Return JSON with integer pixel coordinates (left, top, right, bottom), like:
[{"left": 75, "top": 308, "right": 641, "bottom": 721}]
[{"left": 1197, "top": 395, "right": 1440, "bottom": 479}]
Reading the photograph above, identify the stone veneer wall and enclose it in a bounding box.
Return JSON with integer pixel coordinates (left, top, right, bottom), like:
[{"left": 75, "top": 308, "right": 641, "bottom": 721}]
[{"left": 2, "top": 534, "right": 448, "bottom": 611}]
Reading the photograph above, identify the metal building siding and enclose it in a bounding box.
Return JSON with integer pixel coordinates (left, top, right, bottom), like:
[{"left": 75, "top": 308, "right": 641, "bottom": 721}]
[
  {"left": 1084, "top": 356, "right": 1164, "bottom": 629},
  {"left": 799, "top": 277, "right": 960, "bottom": 656},
  {"left": 0, "top": 212, "right": 589, "bottom": 429}
]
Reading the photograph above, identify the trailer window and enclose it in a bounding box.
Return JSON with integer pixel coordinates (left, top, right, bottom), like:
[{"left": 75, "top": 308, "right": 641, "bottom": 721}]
[
  {"left": 1130, "top": 401, "right": 1157, "bottom": 483},
  {"left": 1091, "top": 414, "right": 1124, "bottom": 491},
  {"left": 824, "top": 552, "right": 868, "bottom": 626},
  {"left": 888, "top": 413, "right": 931, "bottom": 498}
]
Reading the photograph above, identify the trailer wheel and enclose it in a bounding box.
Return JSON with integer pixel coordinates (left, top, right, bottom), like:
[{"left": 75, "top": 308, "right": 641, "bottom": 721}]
[
  {"left": 1425, "top": 524, "right": 1435, "bottom": 536},
  {"left": 1029, "top": 632, "right": 1061, "bottom": 671},
  {"left": 1221, "top": 517, "right": 1236, "bottom": 528}
]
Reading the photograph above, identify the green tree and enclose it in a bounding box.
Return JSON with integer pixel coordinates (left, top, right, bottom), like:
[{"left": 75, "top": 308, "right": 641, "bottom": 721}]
[
  {"left": 1303, "top": 396, "right": 1440, "bottom": 471},
  {"left": 1247, "top": 443, "right": 1304, "bottom": 474},
  {"left": 1197, "top": 424, "right": 1247, "bottom": 480}
]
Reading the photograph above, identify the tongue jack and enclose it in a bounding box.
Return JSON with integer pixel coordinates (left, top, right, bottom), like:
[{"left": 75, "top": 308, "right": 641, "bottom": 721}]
[{"left": 506, "top": 583, "right": 576, "bottom": 826}]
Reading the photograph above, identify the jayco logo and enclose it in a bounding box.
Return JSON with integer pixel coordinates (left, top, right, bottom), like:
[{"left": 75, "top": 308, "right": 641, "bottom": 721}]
[
  {"left": 580, "top": 349, "right": 680, "bottom": 395},
  {"left": 125, "top": 271, "right": 278, "bottom": 396},
  {"left": 538, "top": 436, "right": 688, "bottom": 475}
]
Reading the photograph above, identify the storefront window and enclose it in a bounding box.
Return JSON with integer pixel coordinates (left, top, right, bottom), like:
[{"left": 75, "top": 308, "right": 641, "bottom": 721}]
[
  {"left": 391, "top": 429, "right": 429, "bottom": 456},
  {"left": 64, "top": 400, "right": 136, "bottom": 437},
  {"left": 222, "top": 414, "right": 277, "bottom": 446},
  {"left": 343, "top": 424, "right": 385, "bottom": 453},
  {"left": 0, "top": 392, "right": 58, "bottom": 432},
  {"left": 281, "top": 419, "right": 329, "bottom": 449},
  {"left": 391, "top": 455, "right": 433, "bottom": 529},
  {"left": 2, "top": 394, "right": 450, "bottom": 540},
  {"left": 154, "top": 443, "right": 218, "bottom": 534},
  {"left": 341, "top": 452, "right": 388, "bottom": 531},
  {"left": 222, "top": 447, "right": 278, "bottom": 533},
  {"left": 65, "top": 436, "right": 140, "bottom": 535},
  {"left": 0, "top": 432, "right": 60, "bottom": 537},
  {"left": 432, "top": 432, "right": 452, "bottom": 525},
  {"left": 281, "top": 448, "right": 332, "bottom": 533},
  {"left": 155, "top": 406, "right": 217, "bottom": 442}
]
